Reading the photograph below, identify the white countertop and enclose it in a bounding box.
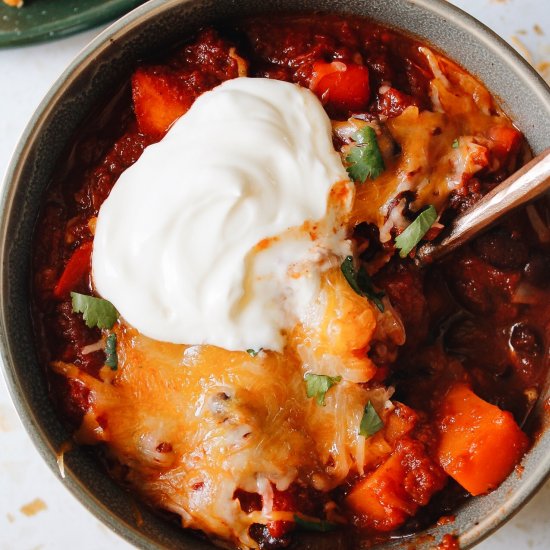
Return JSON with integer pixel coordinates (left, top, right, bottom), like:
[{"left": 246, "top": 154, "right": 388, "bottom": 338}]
[{"left": 0, "top": 1, "right": 549, "bottom": 549}]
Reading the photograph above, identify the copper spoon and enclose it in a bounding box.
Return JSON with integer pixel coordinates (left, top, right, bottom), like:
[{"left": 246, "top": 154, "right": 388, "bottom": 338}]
[{"left": 416, "top": 147, "right": 550, "bottom": 265}]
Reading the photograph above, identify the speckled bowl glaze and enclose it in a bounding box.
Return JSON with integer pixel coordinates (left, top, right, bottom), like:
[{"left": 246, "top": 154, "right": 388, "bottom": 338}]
[{"left": 1, "top": 0, "right": 549, "bottom": 548}]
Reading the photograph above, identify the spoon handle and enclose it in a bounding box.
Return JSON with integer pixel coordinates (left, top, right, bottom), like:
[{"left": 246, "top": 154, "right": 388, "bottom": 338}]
[{"left": 417, "top": 147, "right": 550, "bottom": 265}]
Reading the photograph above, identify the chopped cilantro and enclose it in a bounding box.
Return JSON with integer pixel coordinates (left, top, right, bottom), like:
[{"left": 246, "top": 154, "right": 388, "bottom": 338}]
[
  {"left": 105, "top": 333, "right": 118, "bottom": 370},
  {"left": 345, "top": 126, "right": 385, "bottom": 183},
  {"left": 394, "top": 205, "right": 438, "bottom": 258},
  {"left": 359, "top": 401, "right": 384, "bottom": 438},
  {"left": 305, "top": 373, "right": 342, "bottom": 406},
  {"left": 246, "top": 348, "right": 263, "bottom": 357},
  {"left": 452, "top": 138, "right": 459, "bottom": 149},
  {"left": 71, "top": 292, "right": 118, "bottom": 330},
  {"left": 341, "top": 256, "right": 385, "bottom": 312},
  {"left": 293, "top": 514, "right": 339, "bottom": 532}
]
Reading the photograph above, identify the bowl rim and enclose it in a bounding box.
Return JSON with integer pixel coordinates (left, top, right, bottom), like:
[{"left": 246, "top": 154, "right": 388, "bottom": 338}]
[{"left": 1, "top": 0, "right": 549, "bottom": 548}]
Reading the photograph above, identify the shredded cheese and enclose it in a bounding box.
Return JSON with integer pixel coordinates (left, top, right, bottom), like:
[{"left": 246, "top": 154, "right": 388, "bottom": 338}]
[
  {"left": 54, "top": 268, "right": 400, "bottom": 548},
  {"left": 350, "top": 48, "right": 516, "bottom": 244}
]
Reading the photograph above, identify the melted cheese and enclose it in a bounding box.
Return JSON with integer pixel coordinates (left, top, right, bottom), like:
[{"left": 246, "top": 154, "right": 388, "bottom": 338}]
[
  {"left": 350, "top": 48, "right": 519, "bottom": 242},
  {"left": 54, "top": 269, "right": 398, "bottom": 548}
]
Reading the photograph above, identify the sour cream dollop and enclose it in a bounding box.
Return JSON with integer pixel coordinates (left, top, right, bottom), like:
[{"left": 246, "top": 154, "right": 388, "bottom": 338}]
[{"left": 92, "top": 77, "right": 353, "bottom": 351}]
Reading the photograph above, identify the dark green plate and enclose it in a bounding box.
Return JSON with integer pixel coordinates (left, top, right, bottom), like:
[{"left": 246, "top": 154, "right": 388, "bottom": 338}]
[{"left": 0, "top": 0, "right": 145, "bottom": 47}]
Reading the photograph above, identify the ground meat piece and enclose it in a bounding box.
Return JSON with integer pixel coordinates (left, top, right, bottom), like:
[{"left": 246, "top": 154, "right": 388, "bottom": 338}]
[
  {"left": 50, "top": 375, "right": 91, "bottom": 429},
  {"left": 447, "top": 178, "right": 483, "bottom": 215},
  {"left": 181, "top": 29, "right": 242, "bottom": 80},
  {"left": 473, "top": 229, "right": 528, "bottom": 270},
  {"left": 523, "top": 253, "right": 550, "bottom": 287},
  {"left": 375, "top": 86, "right": 417, "bottom": 118},
  {"left": 74, "top": 130, "right": 151, "bottom": 215},
  {"left": 51, "top": 300, "right": 104, "bottom": 374},
  {"left": 445, "top": 252, "right": 520, "bottom": 320},
  {"left": 399, "top": 439, "right": 447, "bottom": 506},
  {"left": 375, "top": 261, "right": 430, "bottom": 346}
]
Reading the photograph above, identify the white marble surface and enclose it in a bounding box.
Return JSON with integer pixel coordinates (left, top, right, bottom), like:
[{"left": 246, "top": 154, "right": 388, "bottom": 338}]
[{"left": 0, "top": 1, "right": 548, "bottom": 549}]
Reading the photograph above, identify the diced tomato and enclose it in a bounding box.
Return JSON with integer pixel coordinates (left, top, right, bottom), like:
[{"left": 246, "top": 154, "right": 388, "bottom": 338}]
[
  {"left": 487, "top": 125, "right": 522, "bottom": 159},
  {"left": 309, "top": 60, "right": 347, "bottom": 89},
  {"left": 436, "top": 383, "right": 529, "bottom": 496},
  {"left": 310, "top": 61, "right": 371, "bottom": 112},
  {"left": 53, "top": 242, "right": 93, "bottom": 299},
  {"left": 346, "top": 438, "right": 446, "bottom": 531}
]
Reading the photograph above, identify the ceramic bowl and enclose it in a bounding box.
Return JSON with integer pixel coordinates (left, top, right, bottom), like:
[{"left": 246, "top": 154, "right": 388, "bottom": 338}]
[{"left": 1, "top": 0, "right": 549, "bottom": 548}]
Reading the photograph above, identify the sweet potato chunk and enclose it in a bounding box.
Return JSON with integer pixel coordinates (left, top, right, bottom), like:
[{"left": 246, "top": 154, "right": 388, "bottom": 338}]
[
  {"left": 384, "top": 402, "right": 418, "bottom": 444},
  {"left": 131, "top": 29, "right": 244, "bottom": 138},
  {"left": 346, "top": 438, "right": 446, "bottom": 531},
  {"left": 132, "top": 68, "right": 194, "bottom": 137},
  {"left": 436, "top": 383, "right": 529, "bottom": 496}
]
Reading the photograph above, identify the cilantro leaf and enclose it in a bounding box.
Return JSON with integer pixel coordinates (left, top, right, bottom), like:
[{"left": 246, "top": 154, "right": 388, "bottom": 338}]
[
  {"left": 71, "top": 292, "right": 118, "bottom": 330},
  {"left": 305, "top": 373, "right": 342, "bottom": 406},
  {"left": 451, "top": 138, "right": 459, "bottom": 149},
  {"left": 105, "top": 333, "right": 118, "bottom": 370},
  {"left": 293, "top": 515, "right": 339, "bottom": 532},
  {"left": 394, "top": 205, "right": 438, "bottom": 258},
  {"left": 246, "top": 348, "right": 263, "bottom": 357},
  {"left": 340, "top": 256, "right": 385, "bottom": 312},
  {"left": 345, "top": 126, "right": 385, "bottom": 183},
  {"left": 359, "top": 401, "right": 384, "bottom": 437}
]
